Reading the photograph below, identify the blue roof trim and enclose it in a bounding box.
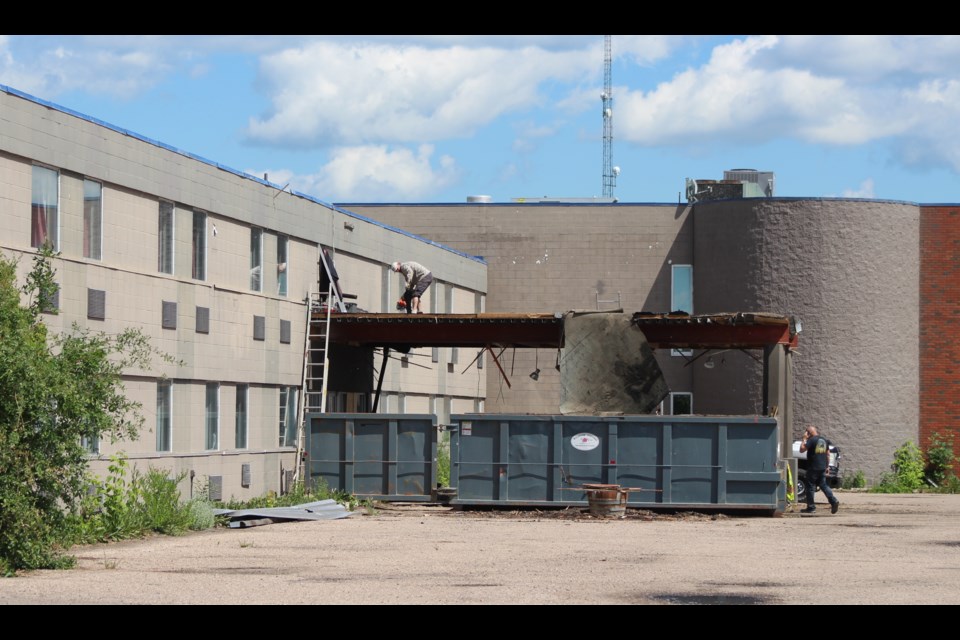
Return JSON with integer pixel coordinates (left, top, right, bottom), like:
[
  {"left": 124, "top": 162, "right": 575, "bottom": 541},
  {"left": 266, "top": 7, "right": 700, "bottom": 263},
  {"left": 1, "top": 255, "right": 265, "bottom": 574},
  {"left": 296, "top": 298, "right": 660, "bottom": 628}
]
[
  {"left": 336, "top": 201, "right": 680, "bottom": 207},
  {"left": 0, "top": 83, "right": 484, "bottom": 265},
  {"left": 693, "top": 196, "right": 923, "bottom": 206}
]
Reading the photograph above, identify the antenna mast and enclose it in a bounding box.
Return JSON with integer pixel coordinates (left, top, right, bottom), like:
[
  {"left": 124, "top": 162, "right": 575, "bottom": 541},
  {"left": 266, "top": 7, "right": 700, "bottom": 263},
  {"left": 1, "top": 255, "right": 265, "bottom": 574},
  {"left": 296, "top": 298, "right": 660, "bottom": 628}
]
[{"left": 601, "top": 35, "right": 617, "bottom": 199}]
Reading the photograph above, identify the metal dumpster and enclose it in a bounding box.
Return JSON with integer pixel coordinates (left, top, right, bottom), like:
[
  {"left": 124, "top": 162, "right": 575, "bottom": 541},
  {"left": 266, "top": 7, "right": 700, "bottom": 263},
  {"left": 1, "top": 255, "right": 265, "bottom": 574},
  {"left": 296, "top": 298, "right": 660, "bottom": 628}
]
[
  {"left": 307, "top": 413, "right": 437, "bottom": 502},
  {"left": 449, "top": 414, "right": 785, "bottom": 514}
]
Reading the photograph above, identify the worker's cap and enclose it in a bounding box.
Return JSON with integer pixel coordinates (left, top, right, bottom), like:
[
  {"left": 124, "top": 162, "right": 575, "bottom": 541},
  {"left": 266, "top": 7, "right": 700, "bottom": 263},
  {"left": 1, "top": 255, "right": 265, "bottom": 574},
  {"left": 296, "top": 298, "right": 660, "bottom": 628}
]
[{"left": 390, "top": 261, "right": 401, "bottom": 271}]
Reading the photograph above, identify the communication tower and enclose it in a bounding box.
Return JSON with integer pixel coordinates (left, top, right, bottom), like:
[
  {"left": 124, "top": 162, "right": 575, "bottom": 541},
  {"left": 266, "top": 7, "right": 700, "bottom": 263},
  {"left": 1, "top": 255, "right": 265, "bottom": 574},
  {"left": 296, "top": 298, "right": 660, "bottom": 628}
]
[{"left": 601, "top": 35, "right": 618, "bottom": 199}]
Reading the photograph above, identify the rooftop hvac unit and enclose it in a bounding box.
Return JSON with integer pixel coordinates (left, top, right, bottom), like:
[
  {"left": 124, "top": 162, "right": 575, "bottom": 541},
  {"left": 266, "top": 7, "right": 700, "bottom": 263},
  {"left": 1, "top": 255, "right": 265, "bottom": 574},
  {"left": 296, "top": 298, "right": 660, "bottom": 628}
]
[{"left": 723, "top": 169, "right": 775, "bottom": 197}]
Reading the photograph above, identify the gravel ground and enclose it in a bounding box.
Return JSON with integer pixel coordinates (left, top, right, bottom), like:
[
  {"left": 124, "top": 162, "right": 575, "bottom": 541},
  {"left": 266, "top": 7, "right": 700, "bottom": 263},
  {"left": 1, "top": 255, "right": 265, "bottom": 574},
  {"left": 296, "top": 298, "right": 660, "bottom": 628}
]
[{"left": 2, "top": 491, "right": 959, "bottom": 605}]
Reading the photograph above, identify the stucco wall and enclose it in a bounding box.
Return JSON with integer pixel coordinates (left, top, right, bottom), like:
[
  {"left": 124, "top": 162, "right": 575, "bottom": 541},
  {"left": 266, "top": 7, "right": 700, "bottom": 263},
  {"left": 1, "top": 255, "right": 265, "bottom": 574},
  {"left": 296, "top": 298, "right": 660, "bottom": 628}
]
[{"left": 694, "top": 198, "right": 920, "bottom": 481}]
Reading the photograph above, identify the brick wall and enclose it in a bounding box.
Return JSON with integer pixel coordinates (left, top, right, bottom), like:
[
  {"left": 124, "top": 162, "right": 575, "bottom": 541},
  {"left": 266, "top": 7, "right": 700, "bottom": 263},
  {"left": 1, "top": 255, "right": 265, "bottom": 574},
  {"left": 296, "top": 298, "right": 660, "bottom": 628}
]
[{"left": 920, "top": 205, "right": 960, "bottom": 471}]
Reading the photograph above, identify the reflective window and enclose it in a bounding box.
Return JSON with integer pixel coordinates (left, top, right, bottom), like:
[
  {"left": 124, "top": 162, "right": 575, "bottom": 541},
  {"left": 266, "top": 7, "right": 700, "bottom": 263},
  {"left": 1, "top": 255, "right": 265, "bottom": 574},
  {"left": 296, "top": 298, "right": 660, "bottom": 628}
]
[
  {"left": 31, "top": 165, "right": 59, "bottom": 251},
  {"left": 83, "top": 179, "right": 102, "bottom": 260},
  {"left": 158, "top": 201, "right": 174, "bottom": 274}
]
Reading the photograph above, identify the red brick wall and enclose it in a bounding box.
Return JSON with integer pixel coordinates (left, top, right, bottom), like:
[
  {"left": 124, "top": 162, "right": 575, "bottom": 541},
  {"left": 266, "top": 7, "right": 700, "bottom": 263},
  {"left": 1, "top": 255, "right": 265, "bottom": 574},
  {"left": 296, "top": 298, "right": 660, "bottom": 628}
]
[{"left": 920, "top": 205, "right": 960, "bottom": 473}]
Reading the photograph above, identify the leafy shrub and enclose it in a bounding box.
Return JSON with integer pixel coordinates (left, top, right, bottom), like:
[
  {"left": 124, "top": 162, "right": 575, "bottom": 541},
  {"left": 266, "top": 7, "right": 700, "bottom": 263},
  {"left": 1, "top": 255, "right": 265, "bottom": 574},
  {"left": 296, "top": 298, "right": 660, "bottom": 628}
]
[
  {"left": 0, "top": 250, "right": 174, "bottom": 572},
  {"left": 925, "top": 432, "right": 957, "bottom": 488},
  {"left": 437, "top": 433, "right": 451, "bottom": 488},
  {"left": 217, "top": 478, "right": 362, "bottom": 513},
  {"left": 842, "top": 470, "right": 866, "bottom": 489},
  {"left": 186, "top": 499, "right": 216, "bottom": 531},
  {"left": 871, "top": 441, "right": 925, "bottom": 493}
]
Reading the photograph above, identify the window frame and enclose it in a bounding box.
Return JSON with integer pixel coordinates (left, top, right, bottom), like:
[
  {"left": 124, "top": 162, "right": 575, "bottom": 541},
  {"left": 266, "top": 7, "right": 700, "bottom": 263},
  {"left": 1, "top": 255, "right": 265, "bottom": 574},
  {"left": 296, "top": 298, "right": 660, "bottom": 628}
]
[
  {"left": 192, "top": 209, "right": 207, "bottom": 281},
  {"left": 158, "top": 201, "right": 175, "bottom": 275},
  {"left": 83, "top": 178, "right": 102, "bottom": 260},
  {"left": 31, "top": 164, "right": 60, "bottom": 252},
  {"left": 277, "top": 234, "right": 288, "bottom": 296},
  {"left": 156, "top": 380, "right": 173, "bottom": 452},
  {"left": 205, "top": 382, "right": 220, "bottom": 451},
  {"left": 250, "top": 227, "right": 263, "bottom": 292},
  {"left": 235, "top": 384, "right": 248, "bottom": 450},
  {"left": 670, "top": 391, "right": 693, "bottom": 416},
  {"left": 278, "top": 386, "right": 298, "bottom": 447},
  {"left": 671, "top": 263, "right": 694, "bottom": 357}
]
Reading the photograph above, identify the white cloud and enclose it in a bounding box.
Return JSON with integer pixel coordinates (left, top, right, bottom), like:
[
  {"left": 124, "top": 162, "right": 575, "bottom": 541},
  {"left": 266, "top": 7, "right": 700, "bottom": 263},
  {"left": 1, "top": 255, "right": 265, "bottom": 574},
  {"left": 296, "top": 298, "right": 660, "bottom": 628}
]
[
  {"left": 614, "top": 34, "right": 960, "bottom": 175},
  {"left": 0, "top": 35, "right": 172, "bottom": 99},
  {"left": 838, "top": 178, "right": 875, "bottom": 198},
  {"left": 770, "top": 36, "right": 960, "bottom": 82},
  {"left": 250, "top": 144, "right": 461, "bottom": 202},
  {"left": 245, "top": 40, "right": 596, "bottom": 147}
]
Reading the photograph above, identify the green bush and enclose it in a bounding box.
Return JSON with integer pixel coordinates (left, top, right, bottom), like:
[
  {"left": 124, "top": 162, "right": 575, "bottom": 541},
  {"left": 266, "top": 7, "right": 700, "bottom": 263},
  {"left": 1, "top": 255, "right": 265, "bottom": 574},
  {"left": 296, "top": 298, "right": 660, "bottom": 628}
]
[
  {"left": 842, "top": 470, "right": 866, "bottom": 489},
  {"left": 186, "top": 499, "right": 216, "bottom": 531},
  {"left": 871, "top": 441, "right": 925, "bottom": 493},
  {"left": 0, "top": 250, "right": 175, "bottom": 572},
  {"left": 437, "top": 432, "right": 451, "bottom": 488},
  {"left": 218, "top": 478, "right": 362, "bottom": 513},
  {"left": 925, "top": 432, "right": 958, "bottom": 488}
]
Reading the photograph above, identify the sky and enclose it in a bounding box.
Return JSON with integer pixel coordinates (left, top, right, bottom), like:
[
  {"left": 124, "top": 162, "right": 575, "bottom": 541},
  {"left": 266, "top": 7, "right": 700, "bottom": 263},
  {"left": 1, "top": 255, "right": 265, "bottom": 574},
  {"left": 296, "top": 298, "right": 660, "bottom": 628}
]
[{"left": 1, "top": 34, "right": 958, "bottom": 204}]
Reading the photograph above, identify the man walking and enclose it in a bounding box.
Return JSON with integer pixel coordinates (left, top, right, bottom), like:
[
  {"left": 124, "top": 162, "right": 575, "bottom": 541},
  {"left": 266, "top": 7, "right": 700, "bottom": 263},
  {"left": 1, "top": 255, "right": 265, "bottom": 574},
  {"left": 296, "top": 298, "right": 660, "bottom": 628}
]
[{"left": 799, "top": 425, "right": 840, "bottom": 514}]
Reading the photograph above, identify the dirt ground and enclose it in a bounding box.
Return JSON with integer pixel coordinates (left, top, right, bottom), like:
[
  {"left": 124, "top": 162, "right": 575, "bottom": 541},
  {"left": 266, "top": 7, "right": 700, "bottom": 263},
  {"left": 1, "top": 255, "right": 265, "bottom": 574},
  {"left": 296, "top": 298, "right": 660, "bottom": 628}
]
[{"left": 2, "top": 490, "right": 959, "bottom": 605}]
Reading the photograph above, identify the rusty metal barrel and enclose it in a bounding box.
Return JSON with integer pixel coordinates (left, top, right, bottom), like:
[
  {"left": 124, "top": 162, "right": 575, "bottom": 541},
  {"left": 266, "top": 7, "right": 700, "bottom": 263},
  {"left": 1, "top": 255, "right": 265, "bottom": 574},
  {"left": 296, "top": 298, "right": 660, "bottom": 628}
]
[{"left": 583, "top": 484, "right": 628, "bottom": 517}]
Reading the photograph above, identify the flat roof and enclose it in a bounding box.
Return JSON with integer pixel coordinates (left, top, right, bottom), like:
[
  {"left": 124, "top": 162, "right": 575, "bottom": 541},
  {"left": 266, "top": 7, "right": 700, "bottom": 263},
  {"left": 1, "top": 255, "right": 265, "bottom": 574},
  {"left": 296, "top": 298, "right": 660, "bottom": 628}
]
[{"left": 322, "top": 311, "right": 798, "bottom": 350}]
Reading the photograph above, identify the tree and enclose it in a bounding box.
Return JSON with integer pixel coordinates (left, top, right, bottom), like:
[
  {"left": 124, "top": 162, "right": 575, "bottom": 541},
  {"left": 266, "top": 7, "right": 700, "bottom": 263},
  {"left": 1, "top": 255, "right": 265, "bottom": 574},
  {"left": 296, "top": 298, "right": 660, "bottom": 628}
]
[{"left": 0, "top": 249, "right": 172, "bottom": 573}]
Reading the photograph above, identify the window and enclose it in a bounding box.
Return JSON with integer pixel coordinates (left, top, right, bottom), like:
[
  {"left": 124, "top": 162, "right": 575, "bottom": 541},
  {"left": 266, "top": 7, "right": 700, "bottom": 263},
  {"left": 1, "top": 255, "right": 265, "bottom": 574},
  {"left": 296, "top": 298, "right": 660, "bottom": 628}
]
[
  {"left": 205, "top": 383, "right": 220, "bottom": 450},
  {"left": 156, "top": 380, "right": 172, "bottom": 452},
  {"left": 235, "top": 384, "right": 248, "bottom": 449},
  {"left": 81, "top": 433, "right": 100, "bottom": 455},
  {"left": 279, "top": 386, "right": 298, "bottom": 447},
  {"left": 670, "top": 392, "right": 693, "bottom": 415},
  {"left": 671, "top": 264, "right": 693, "bottom": 356},
  {"left": 192, "top": 210, "right": 206, "bottom": 280},
  {"left": 277, "top": 234, "right": 288, "bottom": 296},
  {"left": 158, "top": 201, "right": 174, "bottom": 274},
  {"left": 250, "top": 227, "right": 263, "bottom": 291},
  {"left": 31, "top": 165, "right": 59, "bottom": 251},
  {"left": 83, "top": 179, "right": 102, "bottom": 260}
]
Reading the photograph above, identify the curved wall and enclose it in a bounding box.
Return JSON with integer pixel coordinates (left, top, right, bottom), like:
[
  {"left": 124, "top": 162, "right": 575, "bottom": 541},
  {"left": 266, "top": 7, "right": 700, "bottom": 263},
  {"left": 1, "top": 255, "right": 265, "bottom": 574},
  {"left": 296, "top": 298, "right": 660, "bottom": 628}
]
[{"left": 694, "top": 199, "right": 919, "bottom": 481}]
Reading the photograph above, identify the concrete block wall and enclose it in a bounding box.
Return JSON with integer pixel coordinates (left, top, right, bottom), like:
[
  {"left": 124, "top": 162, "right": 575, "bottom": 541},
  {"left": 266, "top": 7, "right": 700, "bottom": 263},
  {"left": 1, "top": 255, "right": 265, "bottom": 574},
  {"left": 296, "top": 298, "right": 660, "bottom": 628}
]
[{"left": 339, "top": 202, "right": 694, "bottom": 415}]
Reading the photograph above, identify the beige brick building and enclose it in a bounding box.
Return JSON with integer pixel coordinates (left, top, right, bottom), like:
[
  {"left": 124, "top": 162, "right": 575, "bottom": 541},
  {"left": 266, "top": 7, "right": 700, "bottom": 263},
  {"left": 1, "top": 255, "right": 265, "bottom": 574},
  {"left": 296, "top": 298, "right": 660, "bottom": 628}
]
[{"left": 0, "top": 85, "right": 486, "bottom": 500}]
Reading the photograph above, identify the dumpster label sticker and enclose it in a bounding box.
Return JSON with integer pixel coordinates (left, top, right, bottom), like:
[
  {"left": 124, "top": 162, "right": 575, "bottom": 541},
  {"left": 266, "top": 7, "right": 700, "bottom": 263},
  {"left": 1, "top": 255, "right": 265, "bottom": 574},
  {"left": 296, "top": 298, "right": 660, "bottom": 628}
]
[
  {"left": 571, "top": 433, "right": 600, "bottom": 451},
  {"left": 462, "top": 422, "right": 472, "bottom": 436}
]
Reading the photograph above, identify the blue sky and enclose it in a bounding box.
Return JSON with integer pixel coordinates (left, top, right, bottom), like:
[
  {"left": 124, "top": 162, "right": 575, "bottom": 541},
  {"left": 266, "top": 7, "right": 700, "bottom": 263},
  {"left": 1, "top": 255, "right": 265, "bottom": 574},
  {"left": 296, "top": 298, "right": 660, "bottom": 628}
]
[{"left": 2, "top": 35, "right": 958, "bottom": 204}]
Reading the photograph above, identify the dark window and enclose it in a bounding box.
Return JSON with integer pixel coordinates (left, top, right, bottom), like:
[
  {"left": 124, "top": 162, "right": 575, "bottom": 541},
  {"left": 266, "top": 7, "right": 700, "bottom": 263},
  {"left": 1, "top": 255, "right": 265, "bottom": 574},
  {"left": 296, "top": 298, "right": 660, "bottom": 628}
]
[
  {"left": 196, "top": 306, "right": 210, "bottom": 334},
  {"left": 87, "top": 289, "right": 105, "bottom": 320},
  {"left": 162, "top": 301, "right": 177, "bottom": 330},
  {"left": 280, "top": 319, "right": 291, "bottom": 344},
  {"left": 253, "top": 315, "right": 265, "bottom": 341}
]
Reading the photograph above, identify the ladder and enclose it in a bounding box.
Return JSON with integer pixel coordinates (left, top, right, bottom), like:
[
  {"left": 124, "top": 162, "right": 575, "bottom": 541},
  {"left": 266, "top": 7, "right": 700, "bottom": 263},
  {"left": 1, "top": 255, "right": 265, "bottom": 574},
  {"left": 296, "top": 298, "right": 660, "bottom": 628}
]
[{"left": 293, "top": 247, "right": 348, "bottom": 483}]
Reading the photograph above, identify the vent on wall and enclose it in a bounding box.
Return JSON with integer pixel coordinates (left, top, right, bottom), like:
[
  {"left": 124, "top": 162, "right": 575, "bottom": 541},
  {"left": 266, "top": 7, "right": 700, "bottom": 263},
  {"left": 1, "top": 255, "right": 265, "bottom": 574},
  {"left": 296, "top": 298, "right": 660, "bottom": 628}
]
[
  {"left": 208, "top": 475, "right": 223, "bottom": 501},
  {"left": 253, "top": 315, "right": 265, "bottom": 341},
  {"left": 87, "top": 288, "right": 106, "bottom": 320},
  {"left": 241, "top": 463, "right": 251, "bottom": 488},
  {"left": 280, "top": 319, "right": 291, "bottom": 344},
  {"left": 196, "top": 306, "right": 210, "bottom": 334},
  {"left": 162, "top": 301, "right": 177, "bottom": 329}
]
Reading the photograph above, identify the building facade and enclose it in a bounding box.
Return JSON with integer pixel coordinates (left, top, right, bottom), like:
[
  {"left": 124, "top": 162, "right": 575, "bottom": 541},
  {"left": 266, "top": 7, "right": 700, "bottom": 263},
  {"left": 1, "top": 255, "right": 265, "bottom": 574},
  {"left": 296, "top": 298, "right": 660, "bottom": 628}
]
[
  {"left": 340, "top": 197, "right": 954, "bottom": 483},
  {"left": 0, "top": 85, "right": 487, "bottom": 501}
]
